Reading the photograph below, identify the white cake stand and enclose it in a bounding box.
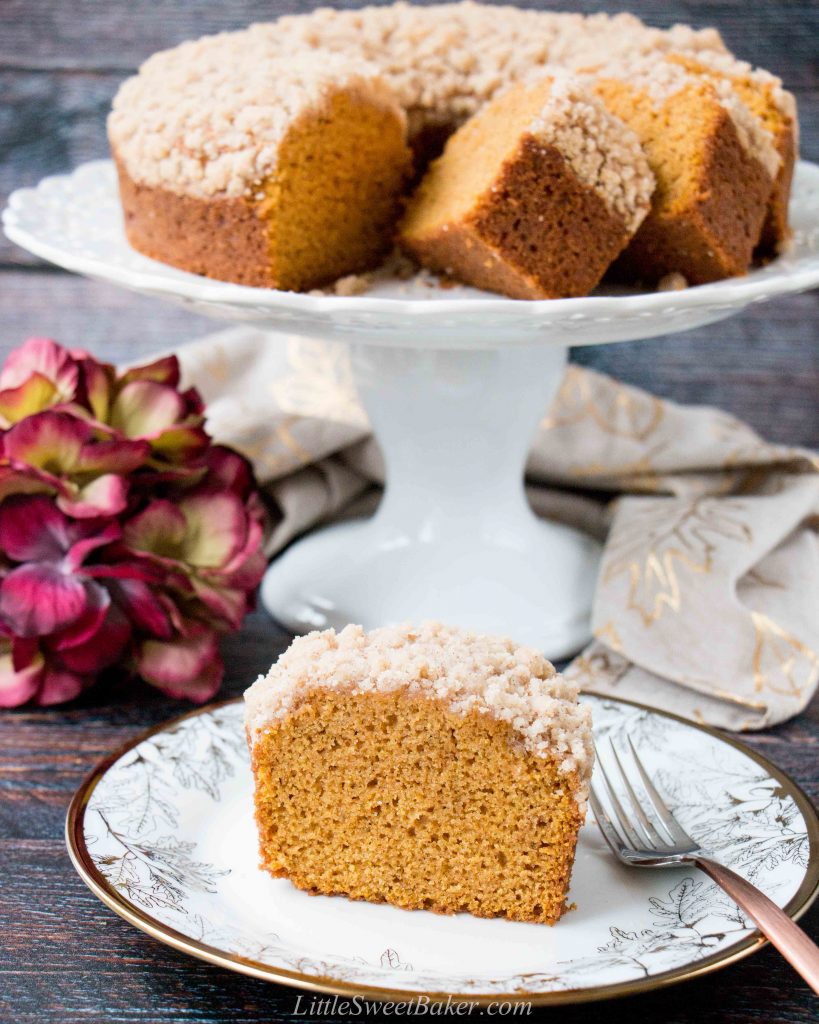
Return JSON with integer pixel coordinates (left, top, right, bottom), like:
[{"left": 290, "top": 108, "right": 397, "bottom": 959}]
[{"left": 5, "top": 160, "right": 819, "bottom": 656}]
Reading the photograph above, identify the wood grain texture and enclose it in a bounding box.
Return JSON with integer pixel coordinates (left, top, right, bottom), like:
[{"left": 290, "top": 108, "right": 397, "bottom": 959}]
[{"left": 1, "top": 2, "right": 818, "bottom": 1022}]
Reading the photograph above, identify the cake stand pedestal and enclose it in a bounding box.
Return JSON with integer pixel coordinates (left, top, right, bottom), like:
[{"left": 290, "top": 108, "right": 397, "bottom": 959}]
[
  {"left": 5, "top": 159, "right": 819, "bottom": 658},
  {"left": 261, "top": 341, "right": 600, "bottom": 656}
]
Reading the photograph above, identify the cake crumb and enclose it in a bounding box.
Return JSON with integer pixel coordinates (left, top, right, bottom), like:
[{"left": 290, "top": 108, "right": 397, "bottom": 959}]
[
  {"left": 332, "top": 273, "right": 372, "bottom": 296},
  {"left": 657, "top": 271, "right": 688, "bottom": 290}
]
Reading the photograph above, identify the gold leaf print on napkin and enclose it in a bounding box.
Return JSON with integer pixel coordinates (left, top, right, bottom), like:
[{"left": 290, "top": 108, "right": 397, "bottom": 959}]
[
  {"left": 751, "top": 612, "right": 819, "bottom": 699},
  {"left": 565, "top": 634, "right": 630, "bottom": 689},
  {"left": 239, "top": 417, "right": 313, "bottom": 476},
  {"left": 711, "top": 411, "right": 819, "bottom": 475},
  {"left": 542, "top": 365, "right": 665, "bottom": 441},
  {"left": 566, "top": 449, "right": 665, "bottom": 488},
  {"left": 594, "top": 621, "right": 624, "bottom": 654},
  {"left": 195, "top": 343, "right": 232, "bottom": 385},
  {"left": 604, "top": 498, "right": 753, "bottom": 626}
]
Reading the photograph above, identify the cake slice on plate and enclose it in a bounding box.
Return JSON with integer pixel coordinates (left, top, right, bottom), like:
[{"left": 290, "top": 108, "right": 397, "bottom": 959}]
[
  {"left": 244, "top": 622, "right": 593, "bottom": 925},
  {"left": 398, "top": 74, "right": 654, "bottom": 299}
]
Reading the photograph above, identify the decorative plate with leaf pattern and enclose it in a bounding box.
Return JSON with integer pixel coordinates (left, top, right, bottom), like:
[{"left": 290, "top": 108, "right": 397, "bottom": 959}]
[{"left": 66, "top": 695, "right": 819, "bottom": 1005}]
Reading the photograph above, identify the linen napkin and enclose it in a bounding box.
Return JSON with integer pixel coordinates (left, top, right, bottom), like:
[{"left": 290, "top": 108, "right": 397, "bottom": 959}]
[{"left": 177, "top": 326, "right": 819, "bottom": 731}]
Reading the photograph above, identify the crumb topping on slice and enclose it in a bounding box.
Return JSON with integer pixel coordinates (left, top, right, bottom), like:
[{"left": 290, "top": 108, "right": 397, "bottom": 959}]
[
  {"left": 590, "top": 55, "right": 780, "bottom": 178},
  {"left": 244, "top": 622, "right": 594, "bottom": 802},
  {"left": 528, "top": 73, "right": 654, "bottom": 233}
]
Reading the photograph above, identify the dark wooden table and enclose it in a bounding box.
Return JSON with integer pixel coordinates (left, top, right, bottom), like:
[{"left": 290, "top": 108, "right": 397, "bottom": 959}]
[{"left": 1, "top": 2, "right": 818, "bottom": 1022}]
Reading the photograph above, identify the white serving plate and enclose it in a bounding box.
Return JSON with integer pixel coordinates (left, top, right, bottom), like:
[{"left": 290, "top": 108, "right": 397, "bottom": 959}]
[
  {"left": 66, "top": 695, "right": 819, "bottom": 1005},
  {"left": 4, "top": 159, "right": 819, "bottom": 347}
]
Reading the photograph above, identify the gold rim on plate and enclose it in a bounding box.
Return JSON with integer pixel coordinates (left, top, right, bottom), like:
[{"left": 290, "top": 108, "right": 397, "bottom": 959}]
[{"left": 65, "top": 692, "right": 819, "bottom": 1006}]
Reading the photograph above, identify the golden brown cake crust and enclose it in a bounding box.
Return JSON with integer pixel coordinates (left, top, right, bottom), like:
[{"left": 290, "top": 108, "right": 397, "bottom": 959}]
[
  {"left": 756, "top": 112, "right": 796, "bottom": 255},
  {"left": 115, "top": 157, "right": 277, "bottom": 288},
  {"left": 613, "top": 106, "right": 773, "bottom": 284},
  {"left": 404, "top": 140, "right": 632, "bottom": 299},
  {"left": 250, "top": 688, "right": 585, "bottom": 925}
]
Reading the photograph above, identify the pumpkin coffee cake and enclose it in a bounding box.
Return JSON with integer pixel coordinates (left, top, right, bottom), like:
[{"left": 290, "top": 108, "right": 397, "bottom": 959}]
[
  {"left": 244, "top": 622, "right": 593, "bottom": 925},
  {"left": 110, "top": 3, "right": 797, "bottom": 295}
]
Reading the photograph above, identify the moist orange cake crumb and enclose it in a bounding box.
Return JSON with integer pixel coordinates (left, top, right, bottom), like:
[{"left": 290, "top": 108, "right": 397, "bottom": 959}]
[
  {"left": 664, "top": 51, "right": 797, "bottom": 255},
  {"left": 244, "top": 622, "right": 594, "bottom": 925}
]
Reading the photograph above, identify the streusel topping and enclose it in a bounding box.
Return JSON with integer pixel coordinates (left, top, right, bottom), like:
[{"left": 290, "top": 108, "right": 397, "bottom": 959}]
[
  {"left": 109, "top": 2, "right": 735, "bottom": 199},
  {"left": 109, "top": 47, "right": 402, "bottom": 198},
  {"left": 529, "top": 73, "right": 654, "bottom": 232},
  {"left": 591, "top": 56, "right": 780, "bottom": 178},
  {"left": 244, "top": 622, "right": 594, "bottom": 800}
]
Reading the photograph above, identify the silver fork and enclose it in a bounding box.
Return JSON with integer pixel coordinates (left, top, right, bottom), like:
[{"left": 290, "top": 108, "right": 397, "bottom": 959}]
[{"left": 590, "top": 737, "right": 819, "bottom": 994}]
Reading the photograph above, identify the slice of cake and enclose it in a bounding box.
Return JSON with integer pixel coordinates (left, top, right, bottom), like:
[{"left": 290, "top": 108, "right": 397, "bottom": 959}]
[
  {"left": 109, "top": 47, "right": 412, "bottom": 291},
  {"left": 665, "top": 51, "right": 797, "bottom": 255},
  {"left": 244, "top": 623, "right": 593, "bottom": 925},
  {"left": 590, "top": 57, "right": 779, "bottom": 284},
  {"left": 398, "top": 75, "right": 654, "bottom": 299}
]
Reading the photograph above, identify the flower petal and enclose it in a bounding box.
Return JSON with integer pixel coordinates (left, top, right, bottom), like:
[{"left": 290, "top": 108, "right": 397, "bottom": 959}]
[
  {"left": 180, "top": 386, "right": 205, "bottom": 415},
  {"left": 0, "top": 494, "right": 71, "bottom": 561},
  {"left": 2, "top": 411, "right": 88, "bottom": 473},
  {"left": 64, "top": 522, "right": 122, "bottom": 571},
  {"left": 51, "top": 582, "right": 110, "bottom": 650},
  {"left": 83, "top": 560, "right": 167, "bottom": 585},
  {"left": 189, "top": 578, "right": 248, "bottom": 630},
  {"left": 0, "top": 649, "right": 44, "bottom": 707},
  {"left": 118, "top": 355, "right": 180, "bottom": 389},
  {"left": 137, "top": 627, "right": 222, "bottom": 701},
  {"left": 77, "top": 357, "right": 115, "bottom": 423},
  {"left": 36, "top": 666, "right": 87, "bottom": 706},
  {"left": 202, "top": 446, "right": 254, "bottom": 495},
  {"left": 106, "top": 577, "right": 173, "bottom": 639},
  {"left": 0, "top": 563, "right": 87, "bottom": 636},
  {"left": 0, "top": 464, "right": 56, "bottom": 503},
  {"left": 148, "top": 423, "right": 210, "bottom": 460},
  {"left": 0, "top": 373, "right": 59, "bottom": 425},
  {"left": 78, "top": 437, "right": 151, "bottom": 475},
  {"left": 122, "top": 500, "right": 187, "bottom": 557},
  {"left": 172, "top": 656, "right": 223, "bottom": 703},
  {"left": 58, "top": 474, "right": 129, "bottom": 518},
  {"left": 219, "top": 513, "right": 266, "bottom": 577},
  {"left": 179, "top": 492, "right": 247, "bottom": 568},
  {"left": 12, "top": 635, "right": 40, "bottom": 671},
  {"left": 219, "top": 544, "right": 267, "bottom": 594},
  {"left": 56, "top": 604, "right": 131, "bottom": 673},
  {"left": 109, "top": 381, "right": 186, "bottom": 439},
  {"left": 0, "top": 337, "right": 79, "bottom": 398}
]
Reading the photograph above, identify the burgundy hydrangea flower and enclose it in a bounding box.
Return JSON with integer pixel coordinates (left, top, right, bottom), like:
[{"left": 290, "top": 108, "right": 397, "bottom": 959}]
[{"left": 0, "top": 338, "right": 266, "bottom": 706}]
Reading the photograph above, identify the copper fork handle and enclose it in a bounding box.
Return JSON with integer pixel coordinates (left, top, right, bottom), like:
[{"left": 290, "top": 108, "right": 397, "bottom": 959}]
[{"left": 695, "top": 856, "right": 819, "bottom": 995}]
